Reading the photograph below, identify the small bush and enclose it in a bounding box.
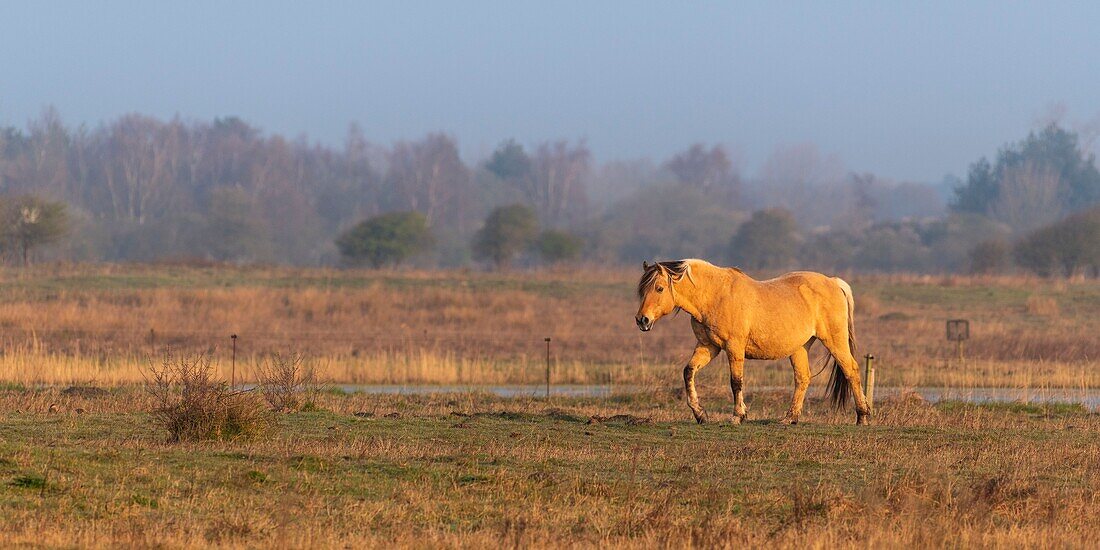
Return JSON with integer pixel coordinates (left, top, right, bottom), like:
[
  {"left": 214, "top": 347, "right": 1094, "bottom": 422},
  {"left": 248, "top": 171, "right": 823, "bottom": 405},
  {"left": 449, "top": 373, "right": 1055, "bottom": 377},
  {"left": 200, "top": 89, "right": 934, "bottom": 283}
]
[
  {"left": 536, "top": 230, "right": 583, "bottom": 264},
  {"left": 969, "top": 240, "right": 1009, "bottom": 274},
  {"left": 472, "top": 204, "right": 539, "bottom": 269},
  {"left": 1013, "top": 206, "right": 1100, "bottom": 277},
  {"left": 729, "top": 208, "right": 800, "bottom": 270},
  {"left": 335, "top": 211, "right": 434, "bottom": 267},
  {"left": 145, "top": 352, "right": 270, "bottom": 442},
  {"left": 257, "top": 353, "right": 318, "bottom": 412}
]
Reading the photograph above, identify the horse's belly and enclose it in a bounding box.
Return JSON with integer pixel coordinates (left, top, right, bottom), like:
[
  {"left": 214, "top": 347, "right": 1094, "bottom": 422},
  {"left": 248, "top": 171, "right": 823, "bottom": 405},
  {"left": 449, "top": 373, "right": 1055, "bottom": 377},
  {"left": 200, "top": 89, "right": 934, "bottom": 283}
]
[{"left": 744, "top": 328, "right": 812, "bottom": 360}]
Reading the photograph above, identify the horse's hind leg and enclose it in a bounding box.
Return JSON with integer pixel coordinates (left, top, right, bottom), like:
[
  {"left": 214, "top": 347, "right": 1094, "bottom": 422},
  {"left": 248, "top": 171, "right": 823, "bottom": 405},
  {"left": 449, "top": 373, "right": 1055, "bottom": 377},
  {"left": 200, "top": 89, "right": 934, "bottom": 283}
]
[
  {"left": 726, "top": 349, "right": 747, "bottom": 424},
  {"left": 781, "top": 346, "right": 811, "bottom": 425},
  {"left": 821, "top": 338, "right": 872, "bottom": 425},
  {"left": 684, "top": 343, "right": 719, "bottom": 424}
]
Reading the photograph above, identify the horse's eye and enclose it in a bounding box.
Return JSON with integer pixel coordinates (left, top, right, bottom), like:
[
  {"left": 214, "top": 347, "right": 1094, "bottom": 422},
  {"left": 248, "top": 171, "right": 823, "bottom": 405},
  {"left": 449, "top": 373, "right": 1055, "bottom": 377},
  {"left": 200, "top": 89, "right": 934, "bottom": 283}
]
[{"left": 656, "top": 286, "right": 664, "bottom": 293}]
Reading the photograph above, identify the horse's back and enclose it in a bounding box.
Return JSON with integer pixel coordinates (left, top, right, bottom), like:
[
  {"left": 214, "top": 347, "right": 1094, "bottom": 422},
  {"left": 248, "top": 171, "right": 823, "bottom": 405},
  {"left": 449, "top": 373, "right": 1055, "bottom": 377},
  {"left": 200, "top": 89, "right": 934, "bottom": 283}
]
[
  {"left": 756, "top": 270, "right": 841, "bottom": 303},
  {"left": 754, "top": 270, "right": 850, "bottom": 327}
]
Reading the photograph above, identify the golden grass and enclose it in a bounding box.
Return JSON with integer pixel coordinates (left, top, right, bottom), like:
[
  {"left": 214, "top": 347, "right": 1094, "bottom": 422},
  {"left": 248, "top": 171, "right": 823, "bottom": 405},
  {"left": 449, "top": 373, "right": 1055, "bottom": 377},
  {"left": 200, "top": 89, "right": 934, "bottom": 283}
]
[
  {"left": 0, "top": 264, "right": 1097, "bottom": 388},
  {"left": 4, "top": 348, "right": 1099, "bottom": 392},
  {"left": 1025, "top": 294, "right": 1060, "bottom": 317}
]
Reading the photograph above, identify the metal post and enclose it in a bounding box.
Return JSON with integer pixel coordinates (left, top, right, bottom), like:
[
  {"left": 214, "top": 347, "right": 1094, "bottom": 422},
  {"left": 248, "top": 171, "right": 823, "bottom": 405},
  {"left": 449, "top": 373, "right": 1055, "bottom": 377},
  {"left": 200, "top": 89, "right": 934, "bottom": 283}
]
[
  {"left": 231, "top": 334, "right": 238, "bottom": 389},
  {"left": 863, "top": 354, "right": 875, "bottom": 411},
  {"left": 544, "top": 337, "right": 552, "bottom": 398}
]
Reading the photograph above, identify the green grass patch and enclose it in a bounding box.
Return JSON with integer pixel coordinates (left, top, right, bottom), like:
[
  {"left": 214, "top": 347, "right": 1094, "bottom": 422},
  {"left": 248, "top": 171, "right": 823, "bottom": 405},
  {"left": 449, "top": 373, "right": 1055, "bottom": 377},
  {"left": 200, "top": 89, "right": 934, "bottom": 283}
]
[
  {"left": 130, "top": 494, "right": 158, "bottom": 508},
  {"left": 9, "top": 474, "right": 46, "bottom": 489},
  {"left": 936, "top": 400, "right": 1088, "bottom": 415}
]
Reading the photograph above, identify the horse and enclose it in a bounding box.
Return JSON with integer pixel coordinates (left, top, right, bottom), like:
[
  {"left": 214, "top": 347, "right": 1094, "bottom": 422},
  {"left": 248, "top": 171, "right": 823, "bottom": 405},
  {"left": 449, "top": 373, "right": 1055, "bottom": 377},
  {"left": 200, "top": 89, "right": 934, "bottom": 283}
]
[{"left": 635, "top": 259, "right": 871, "bottom": 425}]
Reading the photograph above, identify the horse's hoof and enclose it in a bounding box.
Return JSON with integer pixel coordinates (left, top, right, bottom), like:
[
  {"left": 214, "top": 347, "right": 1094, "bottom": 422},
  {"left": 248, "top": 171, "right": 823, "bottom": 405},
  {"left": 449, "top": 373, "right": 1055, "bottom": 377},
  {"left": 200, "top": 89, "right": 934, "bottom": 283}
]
[
  {"left": 693, "top": 412, "right": 708, "bottom": 424},
  {"left": 856, "top": 413, "right": 871, "bottom": 425},
  {"left": 779, "top": 416, "right": 798, "bottom": 425},
  {"left": 730, "top": 416, "right": 742, "bottom": 425}
]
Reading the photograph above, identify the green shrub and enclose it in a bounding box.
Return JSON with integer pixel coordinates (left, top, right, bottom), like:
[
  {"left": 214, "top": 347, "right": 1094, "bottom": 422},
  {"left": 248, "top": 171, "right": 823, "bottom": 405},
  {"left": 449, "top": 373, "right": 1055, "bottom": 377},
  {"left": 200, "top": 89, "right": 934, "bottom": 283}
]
[
  {"left": 729, "top": 208, "right": 799, "bottom": 270},
  {"left": 969, "top": 240, "right": 1010, "bottom": 274},
  {"left": 1014, "top": 206, "right": 1100, "bottom": 277},
  {"left": 472, "top": 204, "right": 538, "bottom": 269},
  {"left": 336, "top": 211, "right": 434, "bottom": 267},
  {"left": 536, "top": 230, "right": 583, "bottom": 264}
]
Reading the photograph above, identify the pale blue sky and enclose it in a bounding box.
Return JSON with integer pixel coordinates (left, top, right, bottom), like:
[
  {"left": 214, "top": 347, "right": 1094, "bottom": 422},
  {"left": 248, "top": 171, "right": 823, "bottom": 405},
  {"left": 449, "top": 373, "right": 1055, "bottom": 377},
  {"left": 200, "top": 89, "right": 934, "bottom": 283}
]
[{"left": 2, "top": 1, "right": 1098, "bottom": 182}]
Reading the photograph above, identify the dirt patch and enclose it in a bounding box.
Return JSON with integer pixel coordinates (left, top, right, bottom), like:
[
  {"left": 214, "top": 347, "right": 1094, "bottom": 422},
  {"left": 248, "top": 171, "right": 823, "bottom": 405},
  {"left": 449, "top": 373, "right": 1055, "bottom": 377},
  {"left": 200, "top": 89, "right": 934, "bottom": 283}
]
[{"left": 587, "top": 414, "right": 652, "bottom": 425}]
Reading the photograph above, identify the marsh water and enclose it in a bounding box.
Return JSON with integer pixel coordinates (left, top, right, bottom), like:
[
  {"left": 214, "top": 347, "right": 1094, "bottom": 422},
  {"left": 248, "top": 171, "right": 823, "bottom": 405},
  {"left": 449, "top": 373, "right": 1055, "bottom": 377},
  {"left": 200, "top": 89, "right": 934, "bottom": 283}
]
[{"left": 337, "top": 384, "right": 1099, "bottom": 409}]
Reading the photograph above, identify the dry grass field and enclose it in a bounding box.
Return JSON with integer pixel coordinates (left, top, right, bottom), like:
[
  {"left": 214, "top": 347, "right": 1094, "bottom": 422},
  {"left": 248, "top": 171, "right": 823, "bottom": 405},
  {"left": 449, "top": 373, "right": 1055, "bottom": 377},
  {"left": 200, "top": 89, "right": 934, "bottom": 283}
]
[
  {"left": 0, "top": 387, "right": 1096, "bottom": 547},
  {"left": 0, "top": 264, "right": 1097, "bottom": 390},
  {"left": 1, "top": 264, "right": 1098, "bottom": 548}
]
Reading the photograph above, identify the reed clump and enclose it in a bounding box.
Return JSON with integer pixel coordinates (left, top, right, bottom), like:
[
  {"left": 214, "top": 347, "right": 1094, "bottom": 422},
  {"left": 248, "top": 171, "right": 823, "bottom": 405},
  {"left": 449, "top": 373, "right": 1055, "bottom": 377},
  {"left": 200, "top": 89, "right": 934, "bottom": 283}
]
[{"left": 257, "top": 352, "right": 318, "bottom": 412}]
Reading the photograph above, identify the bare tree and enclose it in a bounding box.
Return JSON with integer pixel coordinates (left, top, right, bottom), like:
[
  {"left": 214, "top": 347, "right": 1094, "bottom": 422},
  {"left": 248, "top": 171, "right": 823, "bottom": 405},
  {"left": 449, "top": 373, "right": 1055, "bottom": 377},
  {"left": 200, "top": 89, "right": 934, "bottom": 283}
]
[
  {"left": 529, "top": 140, "right": 590, "bottom": 227},
  {"left": 665, "top": 143, "right": 734, "bottom": 189},
  {"left": 385, "top": 134, "right": 470, "bottom": 229},
  {"left": 103, "top": 114, "right": 187, "bottom": 224},
  {"left": 752, "top": 143, "right": 848, "bottom": 228},
  {"left": 991, "top": 161, "right": 1063, "bottom": 234}
]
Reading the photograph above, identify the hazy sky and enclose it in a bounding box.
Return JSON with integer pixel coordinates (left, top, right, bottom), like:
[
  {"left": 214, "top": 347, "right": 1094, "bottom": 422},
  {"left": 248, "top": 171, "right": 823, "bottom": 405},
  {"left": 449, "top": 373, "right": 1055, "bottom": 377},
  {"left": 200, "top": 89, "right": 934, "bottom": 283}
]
[{"left": 2, "top": 1, "right": 1099, "bottom": 182}]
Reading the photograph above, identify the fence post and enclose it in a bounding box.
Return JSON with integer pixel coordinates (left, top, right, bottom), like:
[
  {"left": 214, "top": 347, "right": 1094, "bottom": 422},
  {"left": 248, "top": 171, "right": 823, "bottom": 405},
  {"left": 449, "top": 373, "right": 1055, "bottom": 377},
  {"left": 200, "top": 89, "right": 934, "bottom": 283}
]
[
  {"left": 149, "top": 328, "right": 156, "bottom": 356},
  {"left": 544, "top": 337, "right": 552, "bottom": 398},
  {"left": 231, "top": 334, "right": 238, "bottom": 389},
  {"left": 864, "top": 354, "right": 875, "bottom": 411}
]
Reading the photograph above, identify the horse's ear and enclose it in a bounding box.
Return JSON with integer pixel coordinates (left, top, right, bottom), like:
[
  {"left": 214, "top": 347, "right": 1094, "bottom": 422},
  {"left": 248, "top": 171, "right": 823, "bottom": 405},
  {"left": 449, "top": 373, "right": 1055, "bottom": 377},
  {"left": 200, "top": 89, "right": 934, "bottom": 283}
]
[{"left": 642, "top": 261, "right": 649, "bottom": 270}]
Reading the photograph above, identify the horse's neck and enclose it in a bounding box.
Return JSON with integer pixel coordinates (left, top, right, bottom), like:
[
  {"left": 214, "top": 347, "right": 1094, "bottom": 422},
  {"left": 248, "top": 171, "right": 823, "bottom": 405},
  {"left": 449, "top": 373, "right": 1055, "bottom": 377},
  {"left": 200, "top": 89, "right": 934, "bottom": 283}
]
[{"left": 674, "top": 262, "right": 734, "bottom": 321}]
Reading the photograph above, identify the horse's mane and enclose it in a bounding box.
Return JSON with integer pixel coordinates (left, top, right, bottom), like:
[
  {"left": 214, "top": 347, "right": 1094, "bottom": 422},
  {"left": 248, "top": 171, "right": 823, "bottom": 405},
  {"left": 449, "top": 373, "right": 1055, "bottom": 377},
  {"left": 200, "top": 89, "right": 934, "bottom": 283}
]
[{"left": 637, "top": 260, "right": 693, "bottom": 298}]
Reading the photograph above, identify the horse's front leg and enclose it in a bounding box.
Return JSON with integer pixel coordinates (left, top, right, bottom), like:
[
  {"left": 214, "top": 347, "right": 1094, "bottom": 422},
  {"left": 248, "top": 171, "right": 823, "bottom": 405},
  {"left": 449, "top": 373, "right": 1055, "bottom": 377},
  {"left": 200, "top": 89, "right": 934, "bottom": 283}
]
[
  {"left": 727, "top": 349, "right": 747, "bottom": 424},
  {"left": 683, "top": 343, "right": 719, "bottom": 423}
]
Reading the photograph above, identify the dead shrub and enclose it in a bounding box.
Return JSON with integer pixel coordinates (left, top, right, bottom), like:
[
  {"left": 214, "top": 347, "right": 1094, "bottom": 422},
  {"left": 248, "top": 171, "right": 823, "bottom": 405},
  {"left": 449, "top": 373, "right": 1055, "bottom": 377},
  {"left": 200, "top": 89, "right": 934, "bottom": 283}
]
[
  {"left": 257, "top": 353, "right": 319, "bottom": 412},
  {"left": 145, "top": 351, "right": 270, "bottom": 442}
]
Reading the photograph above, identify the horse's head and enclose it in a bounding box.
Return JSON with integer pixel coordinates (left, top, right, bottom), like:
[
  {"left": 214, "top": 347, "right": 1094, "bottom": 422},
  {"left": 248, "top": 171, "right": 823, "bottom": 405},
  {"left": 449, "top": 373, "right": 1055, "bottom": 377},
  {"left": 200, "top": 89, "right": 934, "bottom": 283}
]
[{"left": 635, "top": 260, "right": 692, "bottom": 331}]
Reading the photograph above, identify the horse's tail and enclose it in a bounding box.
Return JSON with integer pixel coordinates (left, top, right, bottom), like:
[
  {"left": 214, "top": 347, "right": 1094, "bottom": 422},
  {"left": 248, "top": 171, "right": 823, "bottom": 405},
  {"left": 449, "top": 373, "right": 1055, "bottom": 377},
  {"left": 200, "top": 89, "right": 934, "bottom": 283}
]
[{"left": 825, "top": 277, "right": 857, "bottom": 409}]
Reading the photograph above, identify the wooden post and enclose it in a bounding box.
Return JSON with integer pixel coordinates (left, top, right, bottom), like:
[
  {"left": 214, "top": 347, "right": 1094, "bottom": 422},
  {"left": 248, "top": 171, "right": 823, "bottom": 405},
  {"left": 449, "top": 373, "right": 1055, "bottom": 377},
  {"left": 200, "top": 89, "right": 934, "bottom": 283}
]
[
  {"left": 149, "top": 328, "right": 156, "bottom": 356},
  {"left": 544, "top": 337, "right": 552, "bottom": 399},
  {"left": 231, "top": 334, "right": 238, "bottom": 389},
  {"left": 864, "top": 354, "right": 876, "bottom": 411}
]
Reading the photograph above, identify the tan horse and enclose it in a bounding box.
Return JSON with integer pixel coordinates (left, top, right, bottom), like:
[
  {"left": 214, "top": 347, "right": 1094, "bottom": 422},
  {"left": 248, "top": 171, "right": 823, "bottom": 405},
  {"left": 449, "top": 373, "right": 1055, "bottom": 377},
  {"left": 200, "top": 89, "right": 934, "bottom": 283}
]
[{"left": 635, "top": 259, "right": 871, "bottom": 425}]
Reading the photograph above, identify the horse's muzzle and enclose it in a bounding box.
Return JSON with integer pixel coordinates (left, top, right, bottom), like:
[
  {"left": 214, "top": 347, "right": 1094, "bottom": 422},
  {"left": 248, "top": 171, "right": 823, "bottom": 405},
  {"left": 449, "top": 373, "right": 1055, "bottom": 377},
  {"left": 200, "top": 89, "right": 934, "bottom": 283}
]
[{"left": 636, "top": 315, "right": 652, "bottom": 332}]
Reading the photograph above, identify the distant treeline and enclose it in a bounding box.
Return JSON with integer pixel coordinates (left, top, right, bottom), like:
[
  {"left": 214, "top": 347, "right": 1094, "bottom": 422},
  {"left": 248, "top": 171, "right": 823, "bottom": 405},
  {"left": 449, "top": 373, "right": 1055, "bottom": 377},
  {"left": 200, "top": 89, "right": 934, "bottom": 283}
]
[{"left": 1, "top": 109, "right": 1097, "bottom": 275}]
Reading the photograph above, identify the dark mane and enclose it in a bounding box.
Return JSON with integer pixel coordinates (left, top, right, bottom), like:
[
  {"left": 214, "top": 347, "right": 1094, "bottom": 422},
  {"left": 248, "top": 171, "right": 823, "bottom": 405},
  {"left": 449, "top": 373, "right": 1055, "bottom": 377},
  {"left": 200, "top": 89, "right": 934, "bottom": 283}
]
[{"left": 637, "top": 260, "right": 690, "bottom": 298}]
